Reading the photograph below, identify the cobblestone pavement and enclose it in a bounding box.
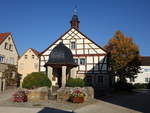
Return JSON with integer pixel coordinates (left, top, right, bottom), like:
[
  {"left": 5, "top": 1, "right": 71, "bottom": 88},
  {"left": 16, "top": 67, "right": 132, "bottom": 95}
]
[
  {"left": 0, "top": 100, "right": 141, "bottom": 113},
  {"left": 0, "top": 89, "right": 149, "bottom": 113}
]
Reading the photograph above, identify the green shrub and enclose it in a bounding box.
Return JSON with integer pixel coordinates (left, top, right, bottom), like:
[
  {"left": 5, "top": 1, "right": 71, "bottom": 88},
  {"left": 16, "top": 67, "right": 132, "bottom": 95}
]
[
  {"left": 133, "top": 83, "right": 147, "bottom": 89},
  {"left": 113, "top": 81, "right": 134, "bottom": 91},
  {"left": 66, "top": 78, "right": 86, "bottom": 87},
  {"left": 22, "top": 72, "right": 51, "bottom": 89}
]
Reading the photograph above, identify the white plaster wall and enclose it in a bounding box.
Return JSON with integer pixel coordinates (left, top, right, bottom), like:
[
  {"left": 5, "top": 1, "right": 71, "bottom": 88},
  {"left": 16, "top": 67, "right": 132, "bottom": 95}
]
[
  {"left": 40, "top": 67, "right": 46, "bottom": 72},
  {"left": 77, "top": 50, "right": 83, "bottom": 54},
  {"left": 87, "top": 57, "right": 93, "bottom": 63},
  {"left": 94, "top": 56, "right": 99, "bottom": 63},
  {"left": 77, "top": 44, "right": 83, "bottom": 48},
  {"left": 128, "top": 66, "right": 150, "bottom": 84},
  {"left": 76, "top": 39, "right": 83, "bottom": 43}
]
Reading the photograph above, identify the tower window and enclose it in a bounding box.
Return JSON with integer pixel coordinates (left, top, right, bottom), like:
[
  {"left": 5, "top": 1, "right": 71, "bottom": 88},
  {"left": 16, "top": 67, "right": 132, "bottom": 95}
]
[{"left": 71, "top": 41, "right": 76, "bottom": 49}]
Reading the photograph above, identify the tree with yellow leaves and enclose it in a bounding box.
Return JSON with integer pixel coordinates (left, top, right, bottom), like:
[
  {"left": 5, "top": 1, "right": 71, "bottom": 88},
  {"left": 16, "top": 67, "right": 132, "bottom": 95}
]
[{"left": 105, "top": 30, "right": 141, "bottom": 83}]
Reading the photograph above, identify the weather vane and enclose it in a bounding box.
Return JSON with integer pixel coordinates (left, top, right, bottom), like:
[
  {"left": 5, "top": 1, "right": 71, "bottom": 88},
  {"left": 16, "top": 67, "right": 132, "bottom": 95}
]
[{"left": 73, "top": 5, "right": 77, "bottom": 15}]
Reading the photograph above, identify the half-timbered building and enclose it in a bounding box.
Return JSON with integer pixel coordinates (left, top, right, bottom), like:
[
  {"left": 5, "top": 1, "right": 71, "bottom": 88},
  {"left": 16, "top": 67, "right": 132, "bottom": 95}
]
[{"left": 40, "top": 14, "right": 110, "bottom": 88}]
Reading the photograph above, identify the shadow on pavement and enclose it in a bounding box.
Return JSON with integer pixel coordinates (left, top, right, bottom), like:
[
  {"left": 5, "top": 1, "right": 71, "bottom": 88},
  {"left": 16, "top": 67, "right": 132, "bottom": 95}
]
[
  {"left": 95, "top": 89, "right": 150, "bottom": 113},
  {"left": 37, "top": 107, "right": 74, "bottom": 113}
]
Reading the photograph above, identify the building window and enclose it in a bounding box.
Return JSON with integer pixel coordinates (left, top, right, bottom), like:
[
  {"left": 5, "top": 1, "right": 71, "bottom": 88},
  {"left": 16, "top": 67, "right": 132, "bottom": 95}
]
[
  {"left": 8, "top": 37, "right": 11, "bottom": 41},
  {"left": 9, "top": 57, "right": 14, "bottom": 64},
  {"left": 0, "top": 56, "right": 4, "bottom": 63},
  {"left": 32, "top": 55, "right": 35, "bottom": 59},
  {"left": 4, "top": 43, "right": 8, "bottom": 49},
  {"left": 80, "top": 58, "right": 85, "bottom": 65},
  {"left": 74, "top": 58, "right": 78, "bottom": 64},
  {"left": 9, "top": 44, "right": 13, "bottom": 51},
  {"left": 71, "top": 41, "right": 76, "bottom": 49},
  {"left": 144, "top": 69, "right": 150, "bottom": 72},
  {"left": 145, "top": 78, "right": 150, "bottom": 83},
  {"left": 130, "top": 78, "right": 135, "bottom": 82},
  {"left": 25, "top": 55, "right": 27, "bottom": 59},
  {"left": 98, "top": 76, "right": 103, "bottom": 83}
]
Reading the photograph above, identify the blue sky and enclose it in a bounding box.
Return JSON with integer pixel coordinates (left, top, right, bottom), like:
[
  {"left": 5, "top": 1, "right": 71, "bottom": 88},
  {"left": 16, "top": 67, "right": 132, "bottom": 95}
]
[{"left": 0, "top": 0, "right": 150, "bottom": 56}]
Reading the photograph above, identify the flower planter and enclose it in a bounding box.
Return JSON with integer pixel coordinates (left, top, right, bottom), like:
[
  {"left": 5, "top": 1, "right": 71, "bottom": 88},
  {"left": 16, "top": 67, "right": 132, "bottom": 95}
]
[
  {"left": 13, "top": 96, "right": 27, "bottom": 102},
  {"left": 72, "top": 97, "right": 84, "bottom": 103},
  {"left": 12, "top": 90, "right": 27, "bottom": 102}
]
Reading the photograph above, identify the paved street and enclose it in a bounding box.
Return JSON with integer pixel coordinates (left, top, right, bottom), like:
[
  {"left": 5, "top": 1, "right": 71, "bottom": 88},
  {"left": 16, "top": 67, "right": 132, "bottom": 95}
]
[
  {"left": 98, "top": 89, "right": 150, "bottom": 113},
  {"left": 0, "top": 107, "right": 73, "bottom": 113},
  {"left": 75, "top": 100, "right": 141, "bottom": 113}
]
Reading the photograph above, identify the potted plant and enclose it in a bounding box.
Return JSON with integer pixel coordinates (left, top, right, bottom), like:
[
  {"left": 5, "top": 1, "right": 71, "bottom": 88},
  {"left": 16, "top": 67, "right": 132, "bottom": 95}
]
[
  {"left": 12, "top": 90, "right": 27, "bottom": 102},
  {"left": 70, "top": 90, "right": 85, "bottom": 103}
]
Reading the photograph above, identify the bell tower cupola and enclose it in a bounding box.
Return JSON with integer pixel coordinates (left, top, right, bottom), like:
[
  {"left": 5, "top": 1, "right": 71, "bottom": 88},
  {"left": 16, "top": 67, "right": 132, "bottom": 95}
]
[{"left": 70, "top": 8, "right": 80, "bottom": 30}]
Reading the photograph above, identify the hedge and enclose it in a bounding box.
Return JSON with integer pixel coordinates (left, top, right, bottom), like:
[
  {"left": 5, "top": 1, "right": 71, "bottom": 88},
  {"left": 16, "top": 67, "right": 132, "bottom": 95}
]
[
  {"left": 22, "top": 72, "right": 51, "bottom": 89},
  {"left": 66, "top": 78, "right": 86, "bottom": 87}
]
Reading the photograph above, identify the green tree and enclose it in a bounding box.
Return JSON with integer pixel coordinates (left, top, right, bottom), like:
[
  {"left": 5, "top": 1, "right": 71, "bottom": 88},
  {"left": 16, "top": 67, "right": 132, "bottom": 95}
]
[
  {"left": 105, "top": 30, "right": 141, "bottom": 83},
  {"left": 3, "top": 64, "right": 18, "bottom": 87}
]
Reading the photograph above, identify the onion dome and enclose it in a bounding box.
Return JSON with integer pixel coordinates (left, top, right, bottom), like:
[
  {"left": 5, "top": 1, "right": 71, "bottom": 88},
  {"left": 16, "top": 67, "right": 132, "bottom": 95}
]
[{"left": 45, "top": 42, "right": 77, "bottom": 67}]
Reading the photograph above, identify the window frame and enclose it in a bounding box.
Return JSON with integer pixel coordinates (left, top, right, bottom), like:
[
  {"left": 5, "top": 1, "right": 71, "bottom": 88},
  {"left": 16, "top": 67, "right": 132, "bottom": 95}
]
[
  {"left": 74, "top": 58, "right": 78, "bottom": 64},
  {"left": 32, "top": 55, "right": 35, "bottom": 59},
  {"left": 25, "top": 55, "right": 28, "bottom": 59},
  {"left": 9, "top": 44, "right": 13, "bottom": 51},
  {"left": 0, "top": 56, "right": 4, "bottom": 63},
  {"left": 70, "top": 41, "right": 76, "bottom": 49},
  {"left": 80, "top": 58, "right": 86, "bottom": 65},
  {"left": 145, "top": 78, "right": 150, "bottom": 83}
]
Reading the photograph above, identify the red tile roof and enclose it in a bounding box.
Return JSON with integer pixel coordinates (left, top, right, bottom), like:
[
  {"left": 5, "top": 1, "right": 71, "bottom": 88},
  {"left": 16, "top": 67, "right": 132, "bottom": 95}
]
[
  {"left": 30, "top": 48, "right": 40, "bottom": 57},
  {"left": 0, "top": 32, "right": 10, "bottom": 45},
  {"left": 140, "top": 56, "right": 150, "bottom": 66}
]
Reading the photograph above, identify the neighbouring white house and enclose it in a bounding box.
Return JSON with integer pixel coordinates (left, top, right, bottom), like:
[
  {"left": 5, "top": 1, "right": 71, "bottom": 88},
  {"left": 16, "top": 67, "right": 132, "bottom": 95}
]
[
  {"left": 129, "top": 56, "right": 150, "bottom": 84},
  {"left": 0, "top": 32, "right": 19, "bottom": 92},
  {"left": 18, "top": 48, "right": 40, "bottom": 84},
  {"left": 39, "top": 13, "right": 110, "bottom": 89}
]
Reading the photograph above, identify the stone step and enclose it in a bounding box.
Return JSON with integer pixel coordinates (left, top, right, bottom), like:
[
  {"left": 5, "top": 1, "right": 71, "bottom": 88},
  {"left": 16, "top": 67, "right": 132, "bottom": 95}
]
[{"left": 49, "top": 94, "right": 57, "bottom": 100}]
